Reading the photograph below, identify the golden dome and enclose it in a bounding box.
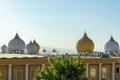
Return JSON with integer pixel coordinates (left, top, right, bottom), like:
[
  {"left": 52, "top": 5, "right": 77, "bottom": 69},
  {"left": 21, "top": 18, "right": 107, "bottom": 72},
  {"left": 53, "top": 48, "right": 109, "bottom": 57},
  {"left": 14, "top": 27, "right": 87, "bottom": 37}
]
[
  {"left": 33, "top": 40, "right": 40, "bottom": 53},
  {"left": 76, "top": 32, "right": 94, "bottom": 53}
]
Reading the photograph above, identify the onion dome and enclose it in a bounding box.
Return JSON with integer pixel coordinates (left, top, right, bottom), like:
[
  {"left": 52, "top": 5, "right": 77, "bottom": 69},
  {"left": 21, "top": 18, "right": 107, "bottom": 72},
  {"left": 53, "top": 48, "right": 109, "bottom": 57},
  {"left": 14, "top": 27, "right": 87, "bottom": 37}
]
[
  {"left": 33, "top": 40, "right": 40, "bottom": 53},
  {"left": 1, "top": 44, "right": 8, "bottom": 53},
  {"left": 8, "top": 33, "right": 25, "bottom": 53},
  {"left": 52, "top": 49, "right": 57, "bottom": 52},
  {"left": 104, "top": 36, "right": 119, "bottom": 52},
  {"left": 26, "top": 41, "right": 36, "bottom": 54},
  {"left": 42, "top": 49, "right": 47, "bottom": 52},
  {"left": 76, "top": 32, "right": 94, "bottom": 53}
]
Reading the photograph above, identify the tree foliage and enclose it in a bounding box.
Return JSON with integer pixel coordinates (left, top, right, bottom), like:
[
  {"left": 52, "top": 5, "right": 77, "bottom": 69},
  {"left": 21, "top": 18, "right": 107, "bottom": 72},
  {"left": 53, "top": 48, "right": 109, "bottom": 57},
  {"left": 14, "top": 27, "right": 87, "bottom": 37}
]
[{"left": 34, "top": 56, "right": 87, "bottom": 80}]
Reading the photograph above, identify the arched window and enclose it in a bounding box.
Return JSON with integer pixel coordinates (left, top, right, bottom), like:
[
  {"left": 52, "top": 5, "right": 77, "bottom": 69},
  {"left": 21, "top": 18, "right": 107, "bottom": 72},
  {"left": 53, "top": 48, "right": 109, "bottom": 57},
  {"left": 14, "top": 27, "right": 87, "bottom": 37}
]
[
  {"left": 0, "top": 65, "right": 7, "bottom": 80},
  {"left": 90, "top": 68, "right": 96, "bottom": 77},
  {"left": 29, "top": 65, "right": 41, "bottom": 80},
  {"left": 102, "top": 67, "right": 107, "bottom": 79},
  {"left": 12, "top": 65, "right": 25, "bottom": 80},
  {"left": 116, "top": 67, "right": 119, "bottom": 73}
]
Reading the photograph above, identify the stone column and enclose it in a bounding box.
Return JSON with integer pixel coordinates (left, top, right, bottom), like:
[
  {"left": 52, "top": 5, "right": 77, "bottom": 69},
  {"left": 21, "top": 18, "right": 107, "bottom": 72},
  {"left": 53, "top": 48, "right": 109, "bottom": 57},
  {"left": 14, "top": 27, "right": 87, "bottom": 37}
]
[
  {"left": 112, "top": 63, "right": 115, "bottom": 80},
  {"left": 86, "top": 64, "right": 89, "bottom": 78},
  {"left": 9, "top": 64, "right": 12, "bottom": 80},
  {"left": 26, "top": 64, "right": 28, "bottom": 80},
  {"left": 99, "top": 63, "right": 102, "bottom": 80}
]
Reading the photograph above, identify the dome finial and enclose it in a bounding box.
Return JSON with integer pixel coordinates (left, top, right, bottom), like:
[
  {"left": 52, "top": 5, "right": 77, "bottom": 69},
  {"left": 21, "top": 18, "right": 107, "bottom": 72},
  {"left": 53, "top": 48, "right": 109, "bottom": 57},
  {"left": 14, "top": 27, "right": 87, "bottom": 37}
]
[
  {"left": 30, "top": 40, "right": 32, "bottom": 44},
  {"left": 14, "top": 32, "right": 20, "bottom": 39},
  {"left": 83, "top": 31, "right": 87, "bottom": 37},
  {"left": 110, "top": 36, "right": 114, "bottom": 41},
  {"left": 84, "top": 30, "right": 86, "bottom": 34},
  {"left": 33, "top": 39, "right": 40, "bottom": 53},
  {"left": 33, "top": 38, "right": 36, "bottom": 43}
]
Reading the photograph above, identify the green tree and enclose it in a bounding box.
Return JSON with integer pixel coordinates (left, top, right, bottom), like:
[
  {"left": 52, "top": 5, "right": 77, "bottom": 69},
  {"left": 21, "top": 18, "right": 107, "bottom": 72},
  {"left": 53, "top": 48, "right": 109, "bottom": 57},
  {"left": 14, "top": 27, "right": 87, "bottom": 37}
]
[{"left": 34, "top": 56, "right": 88, "bottom": 80}]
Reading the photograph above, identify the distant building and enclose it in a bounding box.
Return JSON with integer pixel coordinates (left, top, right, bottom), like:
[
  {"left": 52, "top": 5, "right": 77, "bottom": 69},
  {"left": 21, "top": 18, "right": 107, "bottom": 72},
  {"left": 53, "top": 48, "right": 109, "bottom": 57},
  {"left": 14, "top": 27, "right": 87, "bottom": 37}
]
[
  {"left": 42, "top": 49, "right": 47, "bottom": 52},
  {"left": 52, "top": 49, "right": 57, "bottom": 52},
  {"left": 76, "top": 32, "right": 120, "bottom": 80}
]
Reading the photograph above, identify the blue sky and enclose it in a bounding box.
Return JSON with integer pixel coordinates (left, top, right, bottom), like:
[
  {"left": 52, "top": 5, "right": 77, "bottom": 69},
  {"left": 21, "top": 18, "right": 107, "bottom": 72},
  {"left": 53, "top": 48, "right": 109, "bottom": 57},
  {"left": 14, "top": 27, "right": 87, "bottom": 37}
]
[{"left": 0, "top": 0, "right": 120, "bottom": 51}]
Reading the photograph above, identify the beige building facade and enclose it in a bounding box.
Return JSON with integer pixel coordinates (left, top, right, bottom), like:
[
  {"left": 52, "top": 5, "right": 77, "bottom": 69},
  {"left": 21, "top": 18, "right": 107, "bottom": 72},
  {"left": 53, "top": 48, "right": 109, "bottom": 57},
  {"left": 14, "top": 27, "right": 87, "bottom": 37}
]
[
  {"left": 0, "top": 54, "right": 120, "bottom": 80},
  {"left": 84, "top": 57, "right": 120, "bottom": 80}
]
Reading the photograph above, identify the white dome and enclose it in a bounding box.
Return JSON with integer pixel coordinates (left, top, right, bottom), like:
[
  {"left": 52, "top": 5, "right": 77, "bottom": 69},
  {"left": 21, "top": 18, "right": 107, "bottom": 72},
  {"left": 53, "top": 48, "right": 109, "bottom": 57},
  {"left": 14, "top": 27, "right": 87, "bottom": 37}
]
[
  {"left": 26, "top": 41, "right": 36, "bottom": 54},
  {"left": 8, "top": 33, "right": 25, "bottom": 53},
  {"left": 104, "top": 36, "right": 119, "bottom": 52},
  {"left": 1, "top": 44, "right": 7, "bottom": 53}
]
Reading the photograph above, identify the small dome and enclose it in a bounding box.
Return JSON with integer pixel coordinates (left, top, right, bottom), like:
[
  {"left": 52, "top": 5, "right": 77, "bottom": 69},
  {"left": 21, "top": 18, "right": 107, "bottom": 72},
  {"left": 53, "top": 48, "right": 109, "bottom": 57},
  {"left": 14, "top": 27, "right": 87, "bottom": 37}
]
[
  {"left": 26, "top": 41, "right": 36, "bottom": 54},
  {"left": 33, "top": 40, "right": 40, "bottom": 53},
  {"left": 104, "top": 36, "right": 119, "bottom": 52},
  {"left": 1, "top": 44, "right": 7, "bottom": 53},
  {"left": 76, "top": 32, "right": 94, "bottom": 53},
  {"left": 52, "top": 49, "right": 57, "bottom": 52},
  {"left": 8, "top": 33, "right": 25, "bottom": 53},
  {"left": 42, "top": 49, "right": 47, "bottom": 52}
]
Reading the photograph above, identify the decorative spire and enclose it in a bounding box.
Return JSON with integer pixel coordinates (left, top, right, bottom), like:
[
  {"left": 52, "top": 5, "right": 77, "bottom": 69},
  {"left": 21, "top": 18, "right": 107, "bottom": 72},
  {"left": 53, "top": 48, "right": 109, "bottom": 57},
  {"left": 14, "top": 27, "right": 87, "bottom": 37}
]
[
  {"left": 33, "top": 39, "right": 40, "bottom": 53},
  {"left": 110, "top": 36, "right": 114, "bottom": 41},
  {"left": 3, "top": 44, "right": 6, "bottom": 46},
  {"left": 30, "top": 40, "right": 33, "bottom": 44},
  {"left": 33, "top": 39, "right": 38, "bottom": 45},
  {"left": 52, "top": 49, "right": 56, "bottom": 52},
  {"left": 84, "top": 32, "right": 87, "bottom": 37},
  {"left": 42, "top": 49, "right": 46, "bottom": 52},
  {"left": 82, "top": 32, "right": 89, "bottom": 39},
  {"left": 33, "top": 39, "right": 36, "bottom": 43},
  {"left": 14, "top": 33, "right": 20, "bottom": 39}
]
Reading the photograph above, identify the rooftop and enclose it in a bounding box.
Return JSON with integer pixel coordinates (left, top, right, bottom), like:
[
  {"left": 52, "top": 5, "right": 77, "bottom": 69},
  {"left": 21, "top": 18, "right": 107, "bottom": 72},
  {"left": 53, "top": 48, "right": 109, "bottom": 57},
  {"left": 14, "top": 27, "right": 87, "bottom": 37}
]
[{"left": 0, "top": 53, "right": 47, "bottom": 59}]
